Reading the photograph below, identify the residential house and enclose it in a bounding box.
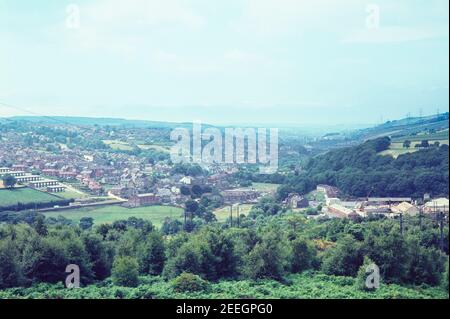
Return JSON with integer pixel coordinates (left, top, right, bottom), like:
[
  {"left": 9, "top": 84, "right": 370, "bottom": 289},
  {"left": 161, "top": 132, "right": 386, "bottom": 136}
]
[
  {"left": 391, "top": 202, "right": 419, "bottom": 216},
  {"left": 286, "top": 193, "right": 309, "bottom": 209},
  {"left": 221, "top": 189, "right": 260, "bottom": 204},
  {"left": 424, "top": 198, "right": 449, "bottom": 214}
]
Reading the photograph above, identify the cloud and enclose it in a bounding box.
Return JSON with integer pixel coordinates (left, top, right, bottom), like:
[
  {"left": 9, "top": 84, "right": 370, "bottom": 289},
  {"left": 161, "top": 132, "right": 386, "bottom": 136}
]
[
  {"left": 83, "top": 0, "right": 205, "bottom": 29},
  {"left": 63, "top": 0, "right": 205, "bottom": 54},
  {"left": 229, "top": 0, "right": 363, "bottom": 36}
]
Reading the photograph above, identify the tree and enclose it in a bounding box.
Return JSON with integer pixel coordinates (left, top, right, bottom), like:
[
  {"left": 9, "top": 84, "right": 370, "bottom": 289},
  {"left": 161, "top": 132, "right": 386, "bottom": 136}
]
[
  {"left": 164, "top": 241, "right": 203, "bottom": 279},
  {"left": 161, "top": 218, "right": 183, "bottom": 235},
  {"left": 2, "top": 174, "right": 16, "bottom": 188},
  {"left": 83, "top": 233, "right": 113, "bottom": 280},
  {"left": 355, "top": 256, "right": 379, "bottom": 291},
  {"left": 0, "top": 240, "right": 22, "bottom": 289},
  {"left": 443, "top": 259, "right": 449, "bottom": 292},
  {"left": 406, "top": 238, "right": 446, "bottom": 286},
  {"left": 185, "top": 200, "right": 199, "bottom": 213},
  {"left": 32, "top": 237, "right": 69, "bottom": 283},
  {"left": 322, "top": 235, "right": 363, "bottom": 277},
  {"left": 420, "top": 140, "right": 430, "bottom": 148},
  {"left": 180, "top": 185, "right": 191, "bottom": 196},
  {"left": 138, "top": 232, "right": 166, "bottom": 275},
  {"left": 191, "top": 185, "right": 203, "bottom": 198},
  {"left": 112, "top": 256, "right": 140, "bottom": 287},
  {"left": 33, "top": 214, "right": 48, "bottom": 236},
  {"left": 79, "top": 217, "right": 94, "bottom": 231},
  {"left": 243, "top": 229, "right": 290, "bottom": 280},
  {"left": 291, "top": 237, "right": 317, "bottom": 273},
  {"left": 403, "top": 140, "right": 411, "bottom": 149}
]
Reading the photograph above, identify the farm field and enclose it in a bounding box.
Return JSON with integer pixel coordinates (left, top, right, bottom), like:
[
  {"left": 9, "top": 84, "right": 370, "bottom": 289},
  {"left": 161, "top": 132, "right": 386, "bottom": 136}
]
[
  {"left": 103, "top": 140, "right": 134, "bottom": 151},
  {"left": 391, "top": 129, "right": 449, "bottom": 142},
  {"left": 55, "top": 189, "right": 87, "bottom": 200},
  {"left": 137, "top": 144, "right": 171, "bottom": 153},
  {"left": 104, "top": 140, "right": 171, "bottom": 153},
  {"left": 380, "top": 139, "right": 449, "bottom": 158},
  {"left": 214, "top": 204, "right": 253, "bottom": 222},
  {"left": 43, "top": 205, "right": 184, "bottom": 227},
  {"left": 0, "top": 188, "right": 63, "bottom": 208}
]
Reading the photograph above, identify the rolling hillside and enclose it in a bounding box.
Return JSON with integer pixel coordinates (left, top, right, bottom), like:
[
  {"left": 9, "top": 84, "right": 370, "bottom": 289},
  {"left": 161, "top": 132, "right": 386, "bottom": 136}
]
[{"left": 354, "top": 112, "right": 449, "bottom": 141}]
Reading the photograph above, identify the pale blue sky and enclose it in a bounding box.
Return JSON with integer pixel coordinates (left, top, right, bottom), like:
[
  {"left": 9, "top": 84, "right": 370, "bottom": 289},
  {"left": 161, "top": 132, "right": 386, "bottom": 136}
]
[{"left": 0, "top": 0, "right": 448, "bottom": 126}]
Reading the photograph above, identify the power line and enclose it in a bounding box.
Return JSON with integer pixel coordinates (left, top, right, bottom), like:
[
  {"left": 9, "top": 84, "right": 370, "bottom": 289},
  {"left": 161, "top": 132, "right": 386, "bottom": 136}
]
[{"left": 0, "top": 101, "right": 88, "bottom": 128}]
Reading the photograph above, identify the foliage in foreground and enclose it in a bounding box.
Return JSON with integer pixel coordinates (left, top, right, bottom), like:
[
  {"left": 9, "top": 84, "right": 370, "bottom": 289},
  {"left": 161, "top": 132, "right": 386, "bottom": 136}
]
[{"left": 0, "top": 272, "right": 447, "bottom": 299}]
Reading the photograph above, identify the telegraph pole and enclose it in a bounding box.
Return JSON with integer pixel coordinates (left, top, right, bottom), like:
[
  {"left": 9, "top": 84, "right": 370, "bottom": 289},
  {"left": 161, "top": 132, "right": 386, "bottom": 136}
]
[
  {"left": 237, "top": 205, "right": 240, "bottom": 228},
  {"left": 400, "top": 213, "right": 404, "bottom": 235},
  {"left": 440, "top": 211, "right": 444, "bottom": 252},
  {"left": 230, "top": 205, "right": 233, "bottom": 228},
  {"left": 419, "top": 207, "right": 423, "bottom": 230}
]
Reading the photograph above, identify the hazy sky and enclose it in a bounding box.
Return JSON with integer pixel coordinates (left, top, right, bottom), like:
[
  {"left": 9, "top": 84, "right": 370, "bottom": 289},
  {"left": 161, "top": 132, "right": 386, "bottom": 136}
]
[{"left": 0, "top": 0, "right": 448, "bottom": 126}]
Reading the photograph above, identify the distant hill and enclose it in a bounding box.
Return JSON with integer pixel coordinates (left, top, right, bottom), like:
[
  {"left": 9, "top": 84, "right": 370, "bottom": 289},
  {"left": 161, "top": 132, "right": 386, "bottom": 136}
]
[
  {"left": 6, "top": 116, "right": 194, "bottom": 129},
  {"left": 354, "top": 112, "right": 449, "bottom": 141}
]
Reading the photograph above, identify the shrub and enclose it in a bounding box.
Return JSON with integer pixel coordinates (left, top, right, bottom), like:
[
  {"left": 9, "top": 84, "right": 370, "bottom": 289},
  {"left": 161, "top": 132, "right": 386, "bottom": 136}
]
[
  {"left": 355, "top": 256, "right": 380, "bottom": 292},
  {"left": 443, "top": 258, "right": 449, "bottom": 292},
  {"left": 171, "top": 272, "right": 209, "bottom": 293},
  {"left": 112, "top": 256, "right": 140, "bottom": 287},
  {"left": 291, "top": 237, "right": 318, "bottom": 273}
]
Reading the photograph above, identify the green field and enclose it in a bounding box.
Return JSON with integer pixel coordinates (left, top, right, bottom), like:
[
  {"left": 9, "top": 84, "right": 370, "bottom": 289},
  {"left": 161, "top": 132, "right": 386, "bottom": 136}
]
[
  {"left": 0, "top": 188, "right": 62, "bottom": 208},
  {"left": 54, "top": 189, "right": 88, "bottom": 200},
  {"left": 214, "top": 204, "right": 253, "bottom": 222},
  {"left": 380, "top": 139, "right": 449, "bottom": 158},
  {"left": 43, "top": 205, "right": 184, "bottom": 227},
  {"left": 103, "top": 140, "right": 135, "bottom": 151},
  {"left": 137, "top": 144, "right": 171, "bottom": 153},
  {"left": 392, "top": 129, "right": 449, "bottom": 142}
]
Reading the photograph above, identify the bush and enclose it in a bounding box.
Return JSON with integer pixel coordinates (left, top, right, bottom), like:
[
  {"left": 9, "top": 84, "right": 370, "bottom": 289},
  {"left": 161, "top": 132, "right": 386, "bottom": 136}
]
[
  {"left": 322, "top": 235, "right": 363, "bottom": 277},
  {"left": 112, "top": 256, "right": 140, "bottom": 287},
  {"left": 291, "top": 238, "right": 318, "bottom": 273},
  {"left": 0, "top": 240, "right": 22, "bottom": 288},
  {"left": 443, "top": 258, "right": 449, "bottom": 292},
  {"left": 355, "top": 256, "right": 380, "bottom": 291},
  {"left": 171, "top": 273, "right": 209, "bottom": 293}
]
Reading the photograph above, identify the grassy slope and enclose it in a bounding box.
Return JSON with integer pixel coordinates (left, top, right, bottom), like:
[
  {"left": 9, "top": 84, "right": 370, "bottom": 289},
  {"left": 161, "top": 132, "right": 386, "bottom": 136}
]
[
  {"left": 0, "top": 188, "right": 62, "bottom": 207},
  {"left": 379, "top": 130, "right": 449, "bottom": 158},
  {"left": 214, "top": 204, "right": 253, "bottom": 222},
  {"left": 0, "top": 272, "right": 447, "bottom": 299},
  {"left": 43, "top": 205, "right": 184, "bottom": 227}
]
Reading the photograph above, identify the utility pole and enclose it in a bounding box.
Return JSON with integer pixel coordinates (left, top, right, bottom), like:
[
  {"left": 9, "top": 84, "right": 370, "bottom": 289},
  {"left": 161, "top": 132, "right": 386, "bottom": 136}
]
[
  {"left": 440, "top": 211, "right": 444, "bottom": 252},
  {"left": 419, "top": 208, "right": 423, "bottom": 231},
  {"left": 237, "top": 205, "right": 240, "bottom": 228},
  {"left": 400, "top": 213, "right": 404, "bottom": 235},
  {"left": 229, "top": 205, "right": 233, "bottom": 228}
]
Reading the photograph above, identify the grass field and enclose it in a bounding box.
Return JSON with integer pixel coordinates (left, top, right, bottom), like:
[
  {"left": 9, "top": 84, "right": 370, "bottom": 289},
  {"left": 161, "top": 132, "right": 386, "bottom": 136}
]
[
  {"left": 380, "top": 139, "right": 449, "bottom": 158},
  {"left": 214, "top": 204, "right": 253, "bottom": 222},
  {"left": 55, "top": 189, "right": 88, "bottom": 200},
  {"left": 43, "top": 205, "right": 184, "bottom": 227},
  {"left": 103, "top": 140, "right": 135, "bottom": 151},
  {"left": 0, "top": 188, "right": 62, "bottom": 208},
  {"left": 137, "top": 144, "right": 171, "bottom": 153},
  {"left": 391, "top": 129, "right": 449, "bottom": 142}
]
